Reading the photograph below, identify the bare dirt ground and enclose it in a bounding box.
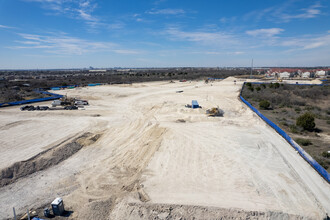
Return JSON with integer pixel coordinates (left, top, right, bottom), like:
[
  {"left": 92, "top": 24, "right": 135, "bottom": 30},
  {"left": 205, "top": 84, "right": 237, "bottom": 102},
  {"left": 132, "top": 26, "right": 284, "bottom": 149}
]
[{"left": 0, "top": 77, "right": 329, "bottom": 220}]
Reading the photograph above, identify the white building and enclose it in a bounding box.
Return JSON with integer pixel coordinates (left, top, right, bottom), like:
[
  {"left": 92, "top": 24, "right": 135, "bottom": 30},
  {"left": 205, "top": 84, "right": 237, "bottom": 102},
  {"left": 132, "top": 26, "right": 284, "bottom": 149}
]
[
  {"left": 302, "top": 72, "right": 311, "bottom": 78},
  {"left": 279, "top": 72, "right": 290, "bottom": 79},
  {"left": 315, "top": 70, "right": 326, "bottom": 78}
]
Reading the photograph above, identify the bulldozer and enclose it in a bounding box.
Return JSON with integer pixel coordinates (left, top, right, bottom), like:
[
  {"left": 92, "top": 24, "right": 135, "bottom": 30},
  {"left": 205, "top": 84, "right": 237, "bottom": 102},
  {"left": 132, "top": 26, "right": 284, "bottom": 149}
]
[{"left": 206, "top": 106, "right": 224, "bottom": 117}]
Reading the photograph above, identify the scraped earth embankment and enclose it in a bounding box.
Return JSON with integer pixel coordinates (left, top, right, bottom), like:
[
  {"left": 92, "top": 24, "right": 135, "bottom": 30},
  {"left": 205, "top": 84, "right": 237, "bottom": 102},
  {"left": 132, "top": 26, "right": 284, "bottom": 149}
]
[{"left": 0, "top": 132, "right": 101, "bottom": 187}]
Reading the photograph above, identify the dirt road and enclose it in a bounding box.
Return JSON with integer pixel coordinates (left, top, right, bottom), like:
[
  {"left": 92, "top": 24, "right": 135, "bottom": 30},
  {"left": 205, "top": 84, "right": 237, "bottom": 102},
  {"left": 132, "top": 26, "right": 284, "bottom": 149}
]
[{"left": 0, "top": 78, "right": 329, "bottom": 219}]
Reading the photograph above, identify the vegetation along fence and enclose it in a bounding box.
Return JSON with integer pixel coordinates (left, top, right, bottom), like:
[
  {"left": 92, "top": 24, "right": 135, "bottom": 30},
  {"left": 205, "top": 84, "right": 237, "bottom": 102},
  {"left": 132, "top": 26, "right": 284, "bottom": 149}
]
[{"left": 240, "top": 82, "right": 329, "bottom": 183}]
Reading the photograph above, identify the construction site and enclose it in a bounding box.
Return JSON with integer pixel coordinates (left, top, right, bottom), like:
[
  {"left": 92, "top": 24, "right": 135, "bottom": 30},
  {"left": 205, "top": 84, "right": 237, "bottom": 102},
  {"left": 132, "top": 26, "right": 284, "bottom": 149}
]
[{"left": 0, "top": 77, "right": 329, "bottom": 220}]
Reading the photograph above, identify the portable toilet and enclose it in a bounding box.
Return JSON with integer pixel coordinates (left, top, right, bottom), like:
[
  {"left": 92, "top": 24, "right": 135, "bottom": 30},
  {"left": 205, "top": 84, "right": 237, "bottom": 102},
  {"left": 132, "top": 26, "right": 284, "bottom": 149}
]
[
  {"left": 192, "top": 100, "right": 199, "bottom": 109},
  {"left": 51, "top": 197, "right": 64, "bottom": 216}
]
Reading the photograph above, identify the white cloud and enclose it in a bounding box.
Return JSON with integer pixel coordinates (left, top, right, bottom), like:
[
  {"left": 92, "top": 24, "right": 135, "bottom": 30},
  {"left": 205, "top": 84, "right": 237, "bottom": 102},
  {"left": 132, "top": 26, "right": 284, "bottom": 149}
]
[
  {"left": 0, "top": 24, "right": 15, "bottom": 29},
  {"left": 280, "top": 33, "right": 330, "bottom": 51},
  {"left": 219, "top": 17, "right": 236, "bottom": 24},
  {"left": 165, "top": 27, "right": 238, "bottom": 47},
  {"left": 232, "top": 51, "right": 244, "bottom": 55},
  {"left": 9, "top": 32, "right": 145, "bottom": 56},
  {"left": 25, "top": 0, "right": 100, "bottom": 27},
  {"left": 245, "top": 2, "right": 323, "bottom": 23},
  {"left": 246, "top": 28, "right": 284, "bottom": 38},
  {"left": 113, "top": 49, "right": 142, "bottom": 55},
  {"left": 303, "top": 41, "right": 324, "bottom": 49},
  {"left": 147, "top": 8, "right": 185, "bottom": 15},
  {"left": 282, "top": 3, "right": 322, "bottom": 21},
  {"left": 10, "top": 32, "right": 116, "bottom": 55}
]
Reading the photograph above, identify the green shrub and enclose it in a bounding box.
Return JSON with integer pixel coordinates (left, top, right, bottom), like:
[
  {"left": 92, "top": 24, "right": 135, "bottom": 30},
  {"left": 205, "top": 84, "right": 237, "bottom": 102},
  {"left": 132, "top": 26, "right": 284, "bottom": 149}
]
[
  {"left": 248, "top": 86, "right": 254, "bottom": 92},
  {"left": 256, "top": 87, "right": 261, "bottom": 92},
  {"left": 261, "top": 84, "right": 266, "bottom": 89},
  {"left": 246, "top": 82, "right": 252, "bottom": 87},
  {"left": 295, "top": 138, "right": 312, "bottom": 146},
  {"left": 321, "top": 151, "right": 330, "bottom": 158},
  {"left": 274, "top": 82, "right": 280, "bottom": 89},
  {"left": 296, "top": 112, "right": 315, "bottom": 131},
  {"left": 259, "top": 100, "right": 270, "bottom": 109},
  {"left": 294, "top": 107, "right": 301, "bottom": 113}
]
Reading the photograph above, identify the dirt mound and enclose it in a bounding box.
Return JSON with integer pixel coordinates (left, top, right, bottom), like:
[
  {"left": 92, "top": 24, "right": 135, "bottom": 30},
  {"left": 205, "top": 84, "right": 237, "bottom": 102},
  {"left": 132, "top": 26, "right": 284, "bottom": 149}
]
[
  {"left": 0, "top": 132, "right": 102, "bottom": 187},
  {"left": 110, "top": 203, "right": 312, "bottom": 220},
  {"left": 76, "top": 198, "right": 115, "bottom": 220}
]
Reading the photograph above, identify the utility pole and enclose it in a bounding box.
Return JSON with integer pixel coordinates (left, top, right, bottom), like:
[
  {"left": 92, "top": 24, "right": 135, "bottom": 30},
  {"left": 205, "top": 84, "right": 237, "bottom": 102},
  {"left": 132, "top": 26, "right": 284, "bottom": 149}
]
[{"left": 250, "top": 58, "right": 254, "bottom": 78}]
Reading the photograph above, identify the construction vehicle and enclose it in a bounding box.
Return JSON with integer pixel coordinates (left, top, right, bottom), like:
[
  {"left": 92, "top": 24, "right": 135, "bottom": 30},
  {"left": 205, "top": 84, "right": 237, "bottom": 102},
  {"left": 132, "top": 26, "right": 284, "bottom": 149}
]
[
  {"left": 64, "top": 106, "right": 78, "bottom": 110},
  {"left": 20, "top": 105, "right": 35, "bottom": 111},
  {"left": 206, "top": 107, "right": 224, "bottom": 117},
  {"left": 51, "top": 95, "right": 75, "bottom": 107},
  {"left": 74, "top": 100, "right": 88, "bottom": 105}
]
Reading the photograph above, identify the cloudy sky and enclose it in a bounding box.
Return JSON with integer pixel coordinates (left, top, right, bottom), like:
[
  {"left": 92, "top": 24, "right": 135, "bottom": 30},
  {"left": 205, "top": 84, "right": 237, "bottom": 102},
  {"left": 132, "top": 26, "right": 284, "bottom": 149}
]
[{"left": 0, "top": 0, "right": 329, "bottom": 69}]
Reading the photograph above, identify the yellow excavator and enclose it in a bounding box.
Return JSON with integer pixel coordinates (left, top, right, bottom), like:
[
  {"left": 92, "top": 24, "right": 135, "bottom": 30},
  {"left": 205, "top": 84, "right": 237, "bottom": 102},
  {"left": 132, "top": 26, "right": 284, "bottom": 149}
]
[{"left": 206, "top": 106, "right": 224, "bottom": 117}]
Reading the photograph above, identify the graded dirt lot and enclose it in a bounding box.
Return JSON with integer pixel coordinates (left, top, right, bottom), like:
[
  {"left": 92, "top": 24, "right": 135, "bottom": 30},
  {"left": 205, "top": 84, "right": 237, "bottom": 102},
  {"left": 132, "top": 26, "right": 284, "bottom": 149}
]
[{"left": 0, "top": 78, "right": 329, "bottom": 220}]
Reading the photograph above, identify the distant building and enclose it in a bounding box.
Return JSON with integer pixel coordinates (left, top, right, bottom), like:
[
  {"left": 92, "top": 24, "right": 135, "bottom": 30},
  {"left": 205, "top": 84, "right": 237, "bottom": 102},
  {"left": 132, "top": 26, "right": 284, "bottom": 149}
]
[
  {"left": 315, "top": 70, "right": 326, "bottom": 78},
  {"left": 279, "top": 72, "right": 290, "bottom": 79},
  {"left": 302, "top": 72, "right": 311, "bottom": 78},
  {"left": 89, "top": 69, "right": 107, "bottom": 72}
]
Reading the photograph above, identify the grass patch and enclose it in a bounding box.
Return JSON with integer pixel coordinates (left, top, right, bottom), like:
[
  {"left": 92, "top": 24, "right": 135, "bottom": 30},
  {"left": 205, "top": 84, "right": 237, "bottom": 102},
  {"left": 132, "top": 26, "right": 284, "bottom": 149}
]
[
  {"left": 289, "top": 125, "right": 299, "bottom": 133},
  {"left": 295, "top": 138, "right": 312, "bottom": 146},
  {"left": 316, "top": 159, "right": 329, "bottom": 170}
]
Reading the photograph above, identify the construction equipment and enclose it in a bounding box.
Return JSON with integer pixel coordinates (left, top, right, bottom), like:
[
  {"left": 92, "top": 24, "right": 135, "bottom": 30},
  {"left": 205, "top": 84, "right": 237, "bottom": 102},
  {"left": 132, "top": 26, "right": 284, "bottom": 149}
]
[
  {"left": 74, "top": 100, "right": 88, "bottom": 105},
  {"left": 64, "top": 106, "right": 78, "bottom": 110},
  {"left": 206, "top": 107, "right": 224, "bottom": 117},
  {"left": 52, "top": 95, "right": 82, "bottom": 107}
]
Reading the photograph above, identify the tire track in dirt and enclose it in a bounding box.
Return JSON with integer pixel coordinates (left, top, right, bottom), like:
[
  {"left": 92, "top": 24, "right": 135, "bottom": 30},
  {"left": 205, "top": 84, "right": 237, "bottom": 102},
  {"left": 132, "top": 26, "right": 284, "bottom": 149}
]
[{"left": 66, "top": 96, "right": 168, "bottom": 219}]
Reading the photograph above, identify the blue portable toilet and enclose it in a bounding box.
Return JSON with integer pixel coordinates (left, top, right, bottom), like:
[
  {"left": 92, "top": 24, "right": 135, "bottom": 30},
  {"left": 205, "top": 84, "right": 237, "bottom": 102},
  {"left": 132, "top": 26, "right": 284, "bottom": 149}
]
[{"left": 192, "top": 100, "right": 199, "bottom": 109}]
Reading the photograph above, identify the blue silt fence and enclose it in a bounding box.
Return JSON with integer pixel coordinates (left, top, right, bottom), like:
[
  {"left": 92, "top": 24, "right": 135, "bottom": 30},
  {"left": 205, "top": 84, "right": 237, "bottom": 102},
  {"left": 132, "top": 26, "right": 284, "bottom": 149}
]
[
  {"left": 0, "top": 83, "right": 103, "bottom": 108},
  {"left": 0, "top": 90, "right": 63, "bottom": 108},
  {"left": 51, "top": 87, "right": 61, "bottom": 90},
  {"left": 240, "top": 82, "right": 330, "bottom": 183},
  {"left": 0, "top": 96, "right": 63, "bottom": 107}
]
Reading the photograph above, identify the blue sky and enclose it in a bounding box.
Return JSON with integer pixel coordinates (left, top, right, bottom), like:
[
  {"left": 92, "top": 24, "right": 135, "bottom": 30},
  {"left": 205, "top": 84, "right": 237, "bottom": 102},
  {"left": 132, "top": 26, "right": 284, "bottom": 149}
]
[{"left": 0, "top": 0, "right": 329, "bottom": 69}]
